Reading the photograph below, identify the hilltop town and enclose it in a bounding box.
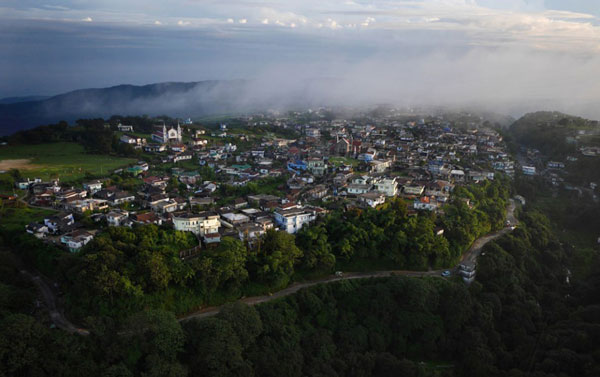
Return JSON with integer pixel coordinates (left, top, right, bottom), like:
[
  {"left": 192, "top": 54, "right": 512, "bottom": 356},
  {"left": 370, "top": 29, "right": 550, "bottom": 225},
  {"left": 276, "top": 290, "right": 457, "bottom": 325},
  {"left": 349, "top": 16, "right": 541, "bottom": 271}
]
[{"left": 10, "top": 109, "right": 515, "bottom": 260}]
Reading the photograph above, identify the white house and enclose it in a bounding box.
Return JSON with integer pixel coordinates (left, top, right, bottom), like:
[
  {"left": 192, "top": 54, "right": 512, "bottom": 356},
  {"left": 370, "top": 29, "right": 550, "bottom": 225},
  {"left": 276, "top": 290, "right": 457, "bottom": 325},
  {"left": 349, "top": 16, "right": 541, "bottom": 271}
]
[
  {"left": 172, "top": 211, "right": 220, "bottom": 237},
  {"left": 375, "top": 178, "right": 398, "bottom": 197},
  {"left": 413, "top": 196, "right": 438, "bottom": 211},
  {"left": 273, "top": 207, "right": 316, "bottom": 234},
  {"left": 359, "top": 192, "right": 386, "bottom": 208},
  {"left": 106, "top": 210, "right": 129, "bottom": 226}
]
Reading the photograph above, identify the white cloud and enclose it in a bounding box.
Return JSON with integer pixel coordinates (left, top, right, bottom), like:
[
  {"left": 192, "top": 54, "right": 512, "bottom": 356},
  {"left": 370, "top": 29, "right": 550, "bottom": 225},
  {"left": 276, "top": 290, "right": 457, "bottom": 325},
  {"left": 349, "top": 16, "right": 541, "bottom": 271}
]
[
  {"left": 82, "top": 16, "right": 92, "bottom": 22},
  {"left": 177, "top": 20, "right": 190, "bottom": 26},
  {"left": 154, "top": 20, "right": 162, "bottom": 25},
  {"left": 227, "top": 18, "right": 234, "bottom": 23},
  {"left": 262, "top": 18, "right": 269, "bottom": 24},
  {"left": 238, "top": 18, "right": 247, "bottom": 24}
]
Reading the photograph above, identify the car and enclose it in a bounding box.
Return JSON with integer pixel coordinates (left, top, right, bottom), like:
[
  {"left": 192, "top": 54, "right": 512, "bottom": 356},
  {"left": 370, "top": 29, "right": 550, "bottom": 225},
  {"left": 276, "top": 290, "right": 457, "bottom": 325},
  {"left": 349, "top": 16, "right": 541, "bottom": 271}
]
[{"left": 441, "top": 270, "right": 451, "bottom": 277}]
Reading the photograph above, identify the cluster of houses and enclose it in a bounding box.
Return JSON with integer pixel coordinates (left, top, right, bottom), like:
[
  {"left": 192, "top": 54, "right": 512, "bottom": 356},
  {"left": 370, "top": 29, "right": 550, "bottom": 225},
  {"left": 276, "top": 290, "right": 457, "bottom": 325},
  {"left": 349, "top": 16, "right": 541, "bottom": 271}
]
[{"left": 17, "top": 111, "right": 515, "bottom": 255}]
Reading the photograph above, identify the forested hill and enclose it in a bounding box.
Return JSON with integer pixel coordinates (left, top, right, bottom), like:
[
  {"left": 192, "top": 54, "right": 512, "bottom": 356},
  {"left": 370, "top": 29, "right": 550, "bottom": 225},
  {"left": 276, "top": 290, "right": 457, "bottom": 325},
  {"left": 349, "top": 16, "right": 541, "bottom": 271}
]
[
  {"left": 0, "top": 81, "right": 245, "bottom": 135},
  {"left": 0, "top": 78, "right": 344, "bottom": 135},
  {"left": 508, "top": 111, "right": 600, "bottom": 157}
]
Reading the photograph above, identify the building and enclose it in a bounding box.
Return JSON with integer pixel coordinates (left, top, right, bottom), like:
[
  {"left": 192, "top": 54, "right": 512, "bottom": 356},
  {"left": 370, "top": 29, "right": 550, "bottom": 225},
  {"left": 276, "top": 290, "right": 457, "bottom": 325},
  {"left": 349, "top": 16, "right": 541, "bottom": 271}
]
[
  {"left": 458, "top": 261, "right": 476, "bottom": 283},
  {"left": 117, "top": 124, "right": 134, "bottom": 132},
  {"left": 61, "top": 230, "right": 94, "bottom": 252},
  {"left": 172, "top": 211, "right": 220, "bottom": 237},
  {"left": 403, "top": 185, "right": 425, "bottom": 196},
  {"left": 522, "top": 166, "right": 536, "bottom": 176},
  {"left": 359, "top": 192, "right": 386, "bottom": 208},
  {"left": 307, "top": 158, "right": 327, "bottom": 176},
  {"left": 106, "top": 210, "right": 129, "bottom": 226},
  {"left": 413, "top": 196, "right": 438, "bottom": 211},
  {"left": 273, "top": 207, "right": 316, "bottom": 234},
  {"left": 83, "top": 180, "right": 103, "bottom": 194},
  {"left": 375, "top": 178, "right": 398, "bottom": 197},
  {"left": 44, "top": 213, "right": 75, "bottom": 234},
  {"left": 152, "top": 123, "right": 183, "bottom": 144}
]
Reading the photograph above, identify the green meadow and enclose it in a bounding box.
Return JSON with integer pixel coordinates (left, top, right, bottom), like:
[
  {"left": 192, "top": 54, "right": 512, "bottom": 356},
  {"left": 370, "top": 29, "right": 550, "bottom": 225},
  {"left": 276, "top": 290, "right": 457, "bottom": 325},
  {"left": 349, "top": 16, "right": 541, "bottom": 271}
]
[{"left": 0, "top": 142, "right": 136, "bottom": 182}]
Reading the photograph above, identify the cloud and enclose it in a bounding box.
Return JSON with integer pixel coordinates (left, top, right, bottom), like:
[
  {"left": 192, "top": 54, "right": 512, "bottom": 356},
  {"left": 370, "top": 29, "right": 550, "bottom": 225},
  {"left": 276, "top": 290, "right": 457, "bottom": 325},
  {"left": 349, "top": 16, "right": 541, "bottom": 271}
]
[
  {"left": 261, "top": 18, "right": 269, "bottom": 24},
  {"left": 154, "top": 20, "right": 162, "bottom": 25},
  {"left": 177, "top": 20, "right": 190, "bottom": 26},
  {"left": 82, "top": 17, "right": 93, "bottom": 22},
  {"left": 238, "top": 18, "right": 247, "bottom": 24},
  {"left": 227, "top": 18, "right": 234, "bottom": 23}
]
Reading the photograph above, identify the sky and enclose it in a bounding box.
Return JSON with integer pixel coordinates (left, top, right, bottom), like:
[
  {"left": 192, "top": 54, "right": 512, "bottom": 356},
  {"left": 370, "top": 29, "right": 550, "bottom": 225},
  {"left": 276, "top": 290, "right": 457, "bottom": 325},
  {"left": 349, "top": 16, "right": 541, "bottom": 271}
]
[{"left": 1, "top": 0, "right": 600, "bottom": 117}]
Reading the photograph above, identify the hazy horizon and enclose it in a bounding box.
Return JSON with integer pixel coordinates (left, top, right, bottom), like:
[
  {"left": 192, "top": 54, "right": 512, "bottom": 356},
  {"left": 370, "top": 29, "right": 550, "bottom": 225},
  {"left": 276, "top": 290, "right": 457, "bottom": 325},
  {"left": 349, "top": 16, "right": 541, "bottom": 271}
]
[{"left": 2, "top": 1, "right": 600, "bottom": 119}]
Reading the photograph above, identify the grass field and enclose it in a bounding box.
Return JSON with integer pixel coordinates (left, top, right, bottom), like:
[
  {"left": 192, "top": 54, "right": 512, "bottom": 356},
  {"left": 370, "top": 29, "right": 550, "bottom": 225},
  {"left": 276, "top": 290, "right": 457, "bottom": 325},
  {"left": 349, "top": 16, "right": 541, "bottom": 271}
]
[
  {"left": 0, "top": 204, "right": 56, "bottom": 232},
  {"left": 329, "top": 156, "right": 359, "bottom": 167},
  {"left": 0, "top": 142, "right": 136, "bottom": 182}
]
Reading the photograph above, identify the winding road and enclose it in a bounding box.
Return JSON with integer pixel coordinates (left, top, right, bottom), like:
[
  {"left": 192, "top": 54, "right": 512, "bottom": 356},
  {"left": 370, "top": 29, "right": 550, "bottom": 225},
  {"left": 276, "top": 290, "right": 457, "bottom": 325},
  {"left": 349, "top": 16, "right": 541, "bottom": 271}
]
[
  {"left": 19, "top": 199, "right": 517, "bottom": 330},
  {"left": 178, "top": 199, "right": 519, "bottom": 322}
]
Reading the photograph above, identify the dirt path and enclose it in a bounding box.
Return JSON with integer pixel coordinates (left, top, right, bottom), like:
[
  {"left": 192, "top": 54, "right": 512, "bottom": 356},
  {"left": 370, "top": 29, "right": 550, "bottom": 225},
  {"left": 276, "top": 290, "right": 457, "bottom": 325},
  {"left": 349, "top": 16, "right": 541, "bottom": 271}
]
[
  {"left": 179, "top": 199, "right": 519, "bottom": 322},
  {"left": 19, "top": 269, "right": 89, "bottom": 335},
  {"left": 0, "top": 158, "right": 38, "bottom": 170}
]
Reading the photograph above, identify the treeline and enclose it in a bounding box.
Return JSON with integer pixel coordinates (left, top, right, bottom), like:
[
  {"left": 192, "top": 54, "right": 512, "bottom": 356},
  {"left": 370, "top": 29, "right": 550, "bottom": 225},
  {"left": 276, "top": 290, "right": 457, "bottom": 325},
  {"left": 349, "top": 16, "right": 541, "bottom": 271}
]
[
  {"left": 299, "top": 177, "right": 511, "bottom": 272},
  {"left": 3, "top": 207, "right": 598, "bottom": 376},
  {"left": 0, "top": 178, "right": 511, "bottom": 320}
]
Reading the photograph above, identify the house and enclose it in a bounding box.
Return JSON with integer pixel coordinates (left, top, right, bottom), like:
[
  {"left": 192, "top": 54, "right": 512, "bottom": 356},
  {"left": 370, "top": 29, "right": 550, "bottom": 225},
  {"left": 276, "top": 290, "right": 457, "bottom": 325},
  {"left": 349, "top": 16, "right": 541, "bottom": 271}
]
[
  {"left": 106, "top": 210, "right": 129, "bottom": 226},
  {"left": 61, "top": 230, "right": 94, "bottom": 252},
  {"left": 450, "top": 169, "right": 465, "bottom": 182},
  {"left": 359, "top": 192, "right": 386, "bottom": 208},
  {"left": 413, "top": 196, "right": 438, "bottom": 211},
  {"left": 172, "top": 211, "right": 220, "bottom": 237},
  {"left": 111, "top": 191, "right": 135, "bottom": 206},
  {"left": 117, "top": 124, "right": 134, "bottom": 132},
  {"left": 237, "top": 223, "right": 266, "bottom": 241},
  {"left": 273, "top": 206, "right": 316, "bottom": 234},
  {"left": 306, "top": 185, "right": 328, "bottom": 199},
  {"left": 522, "top": 166, "right": 536, "bottom": 175},
  {"left": 347, "top": 184, "right": 371, "bottom": 195},
  {"left": 403, "top": 185, "right": 425, "bottom": 196},
  {"left": 66, "top": 199, "right": 109, "bottom": 213},
  {"left": 153, "top": 199, "right": 178, "bottom": 214},
  {"left": 375, "top": 178, "right": 398, "bottom": 197},
  {"left": 133, "top": 212, "right": 163, "bottom": 225},
  {"left": 144, "top": 144, "right": 167, "bottom": 153},
  {"left": 120, "top": 134, "right": 146, "bottom": 148},
  {"left": 306, "top": 157, "right": 327, "bottom": 176},
  {"left": 26, "top": 223, "right": 49, "bottom": 239},
  {"left": 233, "top": 198, "right": 248, "bottom": 209},
  {"left": 44, "top": 213, "right": 75, "bottom": 234},
  {"left": 369, "top": 159, "right": 392, "bottom": 174},
  {"left": 83, "top": 180, "right": 103, "bottom": 194},
  {"left": 220, "top": 212, "right": 250, "bottom": 226}
]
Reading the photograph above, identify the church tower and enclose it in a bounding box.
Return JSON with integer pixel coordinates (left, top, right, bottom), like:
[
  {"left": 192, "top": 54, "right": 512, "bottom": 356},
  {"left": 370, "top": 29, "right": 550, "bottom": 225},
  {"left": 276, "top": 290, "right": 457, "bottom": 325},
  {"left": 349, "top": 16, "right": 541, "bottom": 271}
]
[{"left": 177, "top": 123, "right": 182, "bottom": 142}]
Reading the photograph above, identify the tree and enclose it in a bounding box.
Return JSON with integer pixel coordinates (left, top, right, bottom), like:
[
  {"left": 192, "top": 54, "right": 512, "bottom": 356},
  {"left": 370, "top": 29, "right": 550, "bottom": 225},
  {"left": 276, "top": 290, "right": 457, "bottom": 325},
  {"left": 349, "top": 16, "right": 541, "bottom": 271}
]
[{"left": 251, "top": 230, "right": 303, "bottom": 284}]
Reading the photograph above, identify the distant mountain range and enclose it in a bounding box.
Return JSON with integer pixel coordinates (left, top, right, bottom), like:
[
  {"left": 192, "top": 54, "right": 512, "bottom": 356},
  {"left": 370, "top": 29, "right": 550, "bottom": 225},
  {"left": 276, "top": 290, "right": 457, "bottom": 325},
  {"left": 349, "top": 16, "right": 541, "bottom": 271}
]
[{"left": 0, "top": 80, "right": 271, "bottom": 135}]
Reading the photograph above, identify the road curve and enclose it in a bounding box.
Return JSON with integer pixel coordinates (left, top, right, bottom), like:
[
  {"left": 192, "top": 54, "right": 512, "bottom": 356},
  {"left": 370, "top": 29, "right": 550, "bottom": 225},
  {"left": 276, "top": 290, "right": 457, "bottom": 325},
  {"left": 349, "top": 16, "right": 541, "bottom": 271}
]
[
  {"left": 178, "top": 199, "right": 519, "bottom": 322},
  {"left": 20, "top": 270, "right": 89, "bottom": 335}
]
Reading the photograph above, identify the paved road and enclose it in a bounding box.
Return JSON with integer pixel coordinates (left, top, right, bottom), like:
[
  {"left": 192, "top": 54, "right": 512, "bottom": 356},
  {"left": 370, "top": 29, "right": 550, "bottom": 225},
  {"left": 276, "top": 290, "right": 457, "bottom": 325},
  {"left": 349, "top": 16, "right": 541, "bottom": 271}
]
[{"left": 179, "top": 199, "right": 519, "bottom": 322}]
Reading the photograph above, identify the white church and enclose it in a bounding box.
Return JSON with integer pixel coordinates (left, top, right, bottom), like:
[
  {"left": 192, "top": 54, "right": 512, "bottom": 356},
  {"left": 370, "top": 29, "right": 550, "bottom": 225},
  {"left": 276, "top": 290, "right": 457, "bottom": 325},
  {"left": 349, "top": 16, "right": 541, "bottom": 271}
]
[{"left": 152, "top": 123, "right": 183, "bottom": 144}]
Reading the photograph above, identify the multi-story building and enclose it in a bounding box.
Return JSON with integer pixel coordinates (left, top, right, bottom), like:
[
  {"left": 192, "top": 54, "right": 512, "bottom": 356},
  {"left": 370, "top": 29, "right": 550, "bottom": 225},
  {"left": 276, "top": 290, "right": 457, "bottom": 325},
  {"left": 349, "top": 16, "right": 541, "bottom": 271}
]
[
  {"left": 172, "top": 211, "right": 220, "bottom": 237},
  {"left": 375, "top": 178, "right": 398, "bottom": 197},
  {"left": 273, "top": 207, "right": 316, "bottom": 234}
]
